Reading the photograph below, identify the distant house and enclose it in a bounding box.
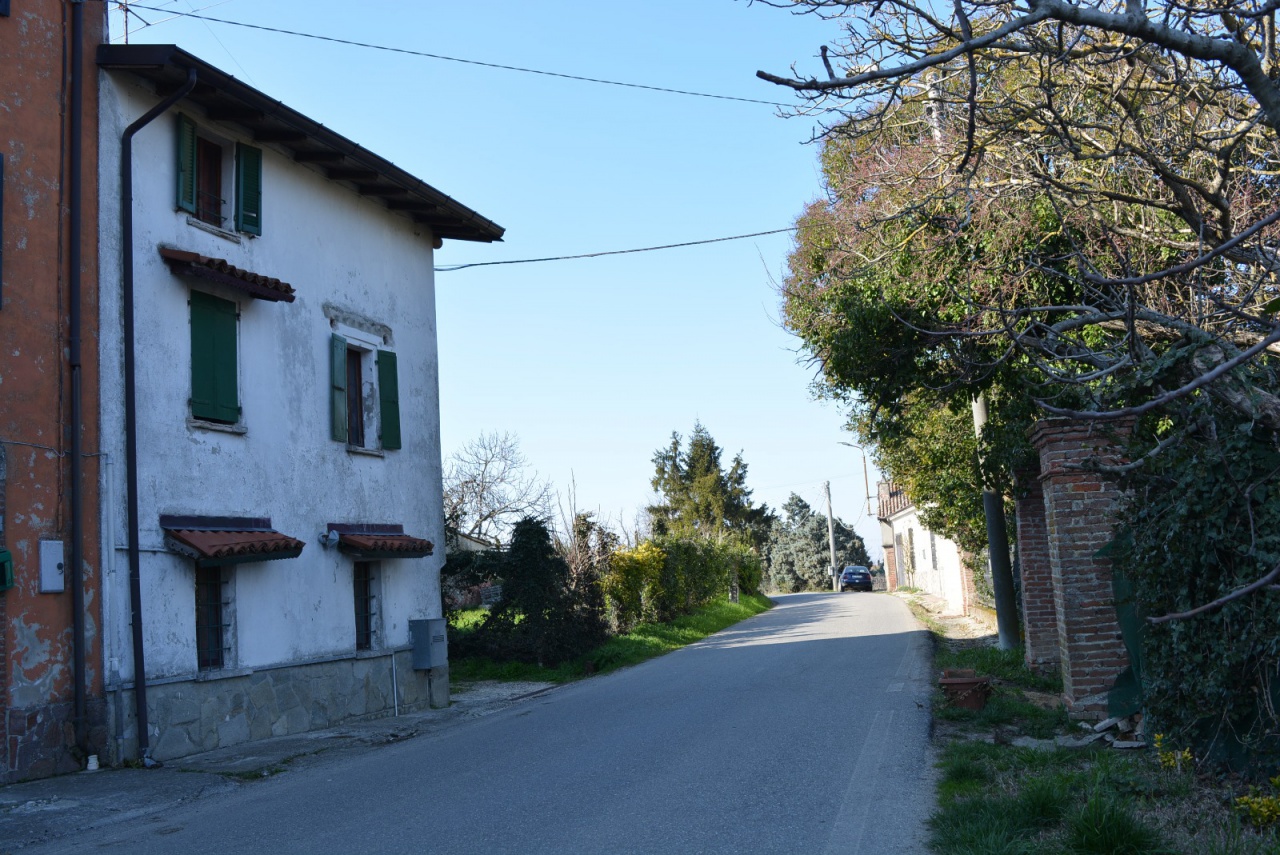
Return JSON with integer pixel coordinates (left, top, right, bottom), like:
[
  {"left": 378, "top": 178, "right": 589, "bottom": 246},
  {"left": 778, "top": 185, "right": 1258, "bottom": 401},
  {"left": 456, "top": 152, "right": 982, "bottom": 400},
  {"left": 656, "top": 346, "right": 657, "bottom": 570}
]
[
  {"left": 96, "top": 45, "right": 503, "bottom": 763},
  {"left": 877, "top": 481, "right": 973, "bottom": 616},
  {"left": 442, "top": 528, "right": 502, "bottom": 609}
]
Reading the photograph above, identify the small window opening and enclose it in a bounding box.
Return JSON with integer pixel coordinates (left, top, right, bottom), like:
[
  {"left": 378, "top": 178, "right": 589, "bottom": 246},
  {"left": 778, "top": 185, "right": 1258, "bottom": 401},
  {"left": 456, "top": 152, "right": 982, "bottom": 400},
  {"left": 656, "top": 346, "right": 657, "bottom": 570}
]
[
  {"left": 354, "top": 561, "right": 377, "bottom": 650},
  {"left": 195, "top": 137, "right": 225, "bottom": 226},
  {"left": 346, "top": 348, "right": 365, "bottom": 447},
  {"left": 196, "top": 566, "right": 228, "bottom": 670}
]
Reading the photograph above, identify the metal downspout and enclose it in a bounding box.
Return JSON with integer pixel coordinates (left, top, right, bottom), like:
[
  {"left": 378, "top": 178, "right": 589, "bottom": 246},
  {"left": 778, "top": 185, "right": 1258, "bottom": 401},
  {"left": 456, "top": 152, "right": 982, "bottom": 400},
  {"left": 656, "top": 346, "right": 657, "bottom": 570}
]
[
  {"left": 68, "top": 0, "right": 87, "bottom": 753},
  {"left": 120, "top": 66, "right": 197, "bottom": 762}
]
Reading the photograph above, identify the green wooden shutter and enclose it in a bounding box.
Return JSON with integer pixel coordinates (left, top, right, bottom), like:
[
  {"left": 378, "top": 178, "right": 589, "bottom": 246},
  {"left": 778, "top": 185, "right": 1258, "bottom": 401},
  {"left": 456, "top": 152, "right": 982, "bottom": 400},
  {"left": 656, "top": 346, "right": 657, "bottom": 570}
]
[
  {"left": 176, "top": 114, "right": 197, "bottom": 214},
  {"left": 235, "top": 143, "right": 263, "bottom": 236},
  {"left": 190, "top": 292, "right": 239, "bottom": 423},
  {"left": 377, "top": 350, "right": 401, "bottom": 450},
  {"left": 330, "top": 334, "right": 348, "bottom": 442}
]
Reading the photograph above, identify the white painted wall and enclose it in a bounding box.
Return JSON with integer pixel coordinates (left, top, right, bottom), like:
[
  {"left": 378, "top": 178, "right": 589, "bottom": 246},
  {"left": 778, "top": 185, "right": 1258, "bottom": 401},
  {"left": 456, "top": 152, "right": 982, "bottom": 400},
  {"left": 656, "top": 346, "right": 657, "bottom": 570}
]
[
  {"left": 98, "top": 72, "right": 446, "bottom": 682},
  {"left": 887, "top": 505, "right": 966, "bottom": 615}
]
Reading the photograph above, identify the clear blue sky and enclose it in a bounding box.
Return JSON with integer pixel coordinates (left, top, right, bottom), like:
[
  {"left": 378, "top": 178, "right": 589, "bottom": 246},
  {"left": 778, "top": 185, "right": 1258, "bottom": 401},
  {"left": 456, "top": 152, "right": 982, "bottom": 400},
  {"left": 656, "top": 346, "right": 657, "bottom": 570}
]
[{"left": 112, "top": 0, "right": 884, "bottom": 560}]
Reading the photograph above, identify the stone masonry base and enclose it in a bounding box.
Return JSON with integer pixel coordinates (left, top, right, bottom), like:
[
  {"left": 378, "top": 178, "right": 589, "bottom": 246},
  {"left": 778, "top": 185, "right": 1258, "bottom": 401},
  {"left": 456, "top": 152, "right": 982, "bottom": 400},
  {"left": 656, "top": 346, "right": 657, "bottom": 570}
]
[
  {"left": 2, "top": 699, "right": 109, "bottom": 785},
  {"left": 106, "top": 648, "right": 448, "bottom": 764}
]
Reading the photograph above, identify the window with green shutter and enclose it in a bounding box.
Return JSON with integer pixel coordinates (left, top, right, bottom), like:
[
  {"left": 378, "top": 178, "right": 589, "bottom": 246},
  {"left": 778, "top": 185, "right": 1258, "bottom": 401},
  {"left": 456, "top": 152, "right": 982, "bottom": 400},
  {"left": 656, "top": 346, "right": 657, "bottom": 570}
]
[
  {"left": 235, "top": 143, "right": 263, "bottom": 235},
  {"left": 330, "top": 333, "right": 349, "bottom": 443},
  {"left": 331, "top": 331, "right": 402, "bottom": 451},
  {"left": 176, "top": 117, "right": 264, "bottom": 235},
  {"left": 190, "top": 291, "right": 240, "bottom": 424},
  {"left": 377, "top": 350, "right": 401, "bottom": 450}
]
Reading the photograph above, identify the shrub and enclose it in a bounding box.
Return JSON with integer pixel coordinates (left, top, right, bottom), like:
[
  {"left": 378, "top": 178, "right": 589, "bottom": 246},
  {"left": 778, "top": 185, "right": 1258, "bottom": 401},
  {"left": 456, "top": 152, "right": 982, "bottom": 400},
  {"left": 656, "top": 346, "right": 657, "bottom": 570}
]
[
  {"left": 455, "top": 518, "right": 608, "bottom": 667},
  {"left": 602, "top": 541, "right": 666, "bottom": 632},
  {"left": 1112, "top": 380, "right": 1280, "bottom": 777}
]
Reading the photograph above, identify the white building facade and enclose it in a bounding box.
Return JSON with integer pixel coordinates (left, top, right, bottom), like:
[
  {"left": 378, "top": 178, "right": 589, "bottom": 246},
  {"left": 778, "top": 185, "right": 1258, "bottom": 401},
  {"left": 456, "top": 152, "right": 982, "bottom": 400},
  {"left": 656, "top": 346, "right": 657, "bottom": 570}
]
[
  {"left": 96, "top": 45, "right": 503, "bottom": 763},
  {"left": 879, "top": 482, "right": 969, "bottom": 615}
]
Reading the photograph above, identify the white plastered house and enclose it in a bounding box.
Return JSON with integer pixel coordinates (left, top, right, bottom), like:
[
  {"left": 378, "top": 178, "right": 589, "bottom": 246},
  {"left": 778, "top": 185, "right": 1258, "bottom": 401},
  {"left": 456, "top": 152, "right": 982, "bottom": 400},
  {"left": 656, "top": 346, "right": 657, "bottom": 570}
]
[
  {"left": 878, "top": 481, "right": 969, "bottom": 615},
  {"left": 96, "top": 44, "right": 503, "bottom": 763}
]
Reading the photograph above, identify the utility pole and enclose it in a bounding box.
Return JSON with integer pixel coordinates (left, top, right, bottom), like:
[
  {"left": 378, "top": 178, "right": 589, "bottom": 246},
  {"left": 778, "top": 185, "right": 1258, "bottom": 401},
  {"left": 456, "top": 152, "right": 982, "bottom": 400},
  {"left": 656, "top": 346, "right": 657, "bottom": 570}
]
[
  {"left": 923, "top": 72, "right": 1020, "bottom": 650},
  {"left": 839, "top": 441, "right": 874, "bottom": 517},
  {"left": 824, "top": 481, "right": 838, "bottom": 592},
  {"left": 973, "top": 395, "right": 1021, "bottom": 650}
]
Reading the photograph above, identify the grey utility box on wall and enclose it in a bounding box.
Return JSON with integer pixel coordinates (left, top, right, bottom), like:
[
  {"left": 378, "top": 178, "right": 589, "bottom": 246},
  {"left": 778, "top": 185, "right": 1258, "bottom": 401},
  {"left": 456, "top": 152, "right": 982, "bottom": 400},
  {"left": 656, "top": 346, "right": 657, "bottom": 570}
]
[{"left": 409, "top": 618, "right": 448, "bottom": 670}]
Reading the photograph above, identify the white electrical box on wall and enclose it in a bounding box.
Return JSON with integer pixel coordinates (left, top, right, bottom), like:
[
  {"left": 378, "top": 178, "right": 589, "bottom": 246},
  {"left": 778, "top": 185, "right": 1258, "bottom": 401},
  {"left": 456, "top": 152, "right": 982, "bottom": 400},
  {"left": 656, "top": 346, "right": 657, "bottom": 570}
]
[{"left": 39, "top": 540, "right": 65, "bottom": 593}]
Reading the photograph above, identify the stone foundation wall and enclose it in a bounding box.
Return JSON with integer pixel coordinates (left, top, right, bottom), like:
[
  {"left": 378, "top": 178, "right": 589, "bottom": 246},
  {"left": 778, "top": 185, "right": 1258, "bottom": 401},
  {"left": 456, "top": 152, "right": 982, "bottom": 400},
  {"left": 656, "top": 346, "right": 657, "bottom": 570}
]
[
  {"left": 2, "top": 699, "right": 108, "bottom": 784},
  {"left": 106, "top": 649, "right": 447, "bottom": 764}
]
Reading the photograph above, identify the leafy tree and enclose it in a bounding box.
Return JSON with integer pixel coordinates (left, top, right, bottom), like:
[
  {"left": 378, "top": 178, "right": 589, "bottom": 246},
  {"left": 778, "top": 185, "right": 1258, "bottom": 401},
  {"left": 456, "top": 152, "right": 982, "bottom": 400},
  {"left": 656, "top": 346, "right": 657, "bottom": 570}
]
[
  {"left": 765, "top": 494, "right": 870, "bottom": 592},
  {"left": 648, "top": 423, "right": 774, "bottom": 545},
  {"left": 758, "top": 0, "right": 1280, "bottom": 768},
  {"left": 760, "top": 1, "right": 1280, "bottom": 429}
]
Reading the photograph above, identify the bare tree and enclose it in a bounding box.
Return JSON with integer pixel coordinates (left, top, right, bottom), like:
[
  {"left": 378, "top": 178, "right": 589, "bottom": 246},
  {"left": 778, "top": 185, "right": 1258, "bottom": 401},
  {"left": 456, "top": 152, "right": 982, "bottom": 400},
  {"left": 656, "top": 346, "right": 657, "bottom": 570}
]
[
  {"left": 758, "top": 0, "right": 1280, "bottom": 424},
  {"left": 443, "top": 432, "right": 554, "bottom": 545}
]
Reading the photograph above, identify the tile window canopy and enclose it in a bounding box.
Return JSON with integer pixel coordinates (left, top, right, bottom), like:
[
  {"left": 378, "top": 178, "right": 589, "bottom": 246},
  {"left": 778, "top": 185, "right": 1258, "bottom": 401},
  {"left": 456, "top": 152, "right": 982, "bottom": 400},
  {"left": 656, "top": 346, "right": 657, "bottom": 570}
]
[
  {"left": 327, "top": 523, "right": 434, "bottom": 560},
  {"left": 162, "top": 515, "right": 305, "bottom": 567},
  {"left": 159, "top": 247, "right": 295, "bottom": 303}
]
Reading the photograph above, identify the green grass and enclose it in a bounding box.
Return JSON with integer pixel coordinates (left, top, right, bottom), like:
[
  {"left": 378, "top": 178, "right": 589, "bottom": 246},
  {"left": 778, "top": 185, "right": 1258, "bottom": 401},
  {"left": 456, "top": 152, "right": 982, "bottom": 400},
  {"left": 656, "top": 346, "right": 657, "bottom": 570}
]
[
  {"left": 449, "top": 593, "right": 773, "bottom": 685},
  {"left": 449, "top": 608, "right": 489, "bottom": 633},
  {"left": 937, "top": 643, "right": 1063, "bottom": 694},
  {"left": 915, "top": 603, "right": 1280, "bottom": 854}
]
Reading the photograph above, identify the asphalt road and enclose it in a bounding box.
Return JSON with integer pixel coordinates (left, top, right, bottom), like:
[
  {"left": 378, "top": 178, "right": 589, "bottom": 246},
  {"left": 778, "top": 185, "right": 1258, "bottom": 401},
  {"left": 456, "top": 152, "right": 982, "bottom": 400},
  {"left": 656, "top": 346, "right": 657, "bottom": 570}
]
[{"left": 37, "top": 592, "right": 936, "bottom": 854}]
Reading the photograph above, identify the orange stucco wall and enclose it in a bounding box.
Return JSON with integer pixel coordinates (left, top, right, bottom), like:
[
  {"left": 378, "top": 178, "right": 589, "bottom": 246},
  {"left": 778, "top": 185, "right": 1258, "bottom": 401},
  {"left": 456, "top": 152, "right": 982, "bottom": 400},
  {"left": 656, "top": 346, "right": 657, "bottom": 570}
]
[{"left": 0, "top": 0, "right": 106, "bottom": 781}]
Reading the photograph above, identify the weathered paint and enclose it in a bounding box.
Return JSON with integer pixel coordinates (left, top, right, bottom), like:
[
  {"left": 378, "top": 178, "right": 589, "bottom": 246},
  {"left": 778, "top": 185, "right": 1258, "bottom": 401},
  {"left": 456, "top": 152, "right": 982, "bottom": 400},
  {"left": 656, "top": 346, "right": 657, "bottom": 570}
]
[
  {"left": 0, "top": 0, "right": 107, "bottom": 783},
  {"left": 98, "top": 64, "right": 449, "bottom": 760}
]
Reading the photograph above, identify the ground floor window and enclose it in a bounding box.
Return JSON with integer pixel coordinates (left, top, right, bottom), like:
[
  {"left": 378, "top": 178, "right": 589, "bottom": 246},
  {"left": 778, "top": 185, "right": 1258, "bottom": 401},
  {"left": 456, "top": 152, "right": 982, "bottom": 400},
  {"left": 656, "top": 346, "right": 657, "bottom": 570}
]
[
  {"left": 354, "top": 561, "right": 378, "bottom": 650},
  {"left": 196, "top": 565, "right": 228, "bottom": 670}
]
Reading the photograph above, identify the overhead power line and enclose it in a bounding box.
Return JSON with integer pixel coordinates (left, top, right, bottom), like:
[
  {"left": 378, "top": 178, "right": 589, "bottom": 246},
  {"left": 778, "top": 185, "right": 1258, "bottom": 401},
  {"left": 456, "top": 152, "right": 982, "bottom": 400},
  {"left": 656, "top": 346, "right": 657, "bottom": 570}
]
[
  {"left": 434, "top": 228, "right": 796, "bottom": 272},
  {"left": 124, "top": 4, "right": 799, "bottom": 108}
]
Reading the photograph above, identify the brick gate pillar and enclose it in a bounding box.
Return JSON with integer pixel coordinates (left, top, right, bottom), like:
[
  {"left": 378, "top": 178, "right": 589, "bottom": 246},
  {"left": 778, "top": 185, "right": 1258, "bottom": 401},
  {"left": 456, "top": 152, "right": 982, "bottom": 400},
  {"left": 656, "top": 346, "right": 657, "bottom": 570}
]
[
  {"left": 1028, "top": 419, "right": 1132, "bottom": 718},
  {"left": 1015, "top": 467, "right": 1058, "bottom": 673}
]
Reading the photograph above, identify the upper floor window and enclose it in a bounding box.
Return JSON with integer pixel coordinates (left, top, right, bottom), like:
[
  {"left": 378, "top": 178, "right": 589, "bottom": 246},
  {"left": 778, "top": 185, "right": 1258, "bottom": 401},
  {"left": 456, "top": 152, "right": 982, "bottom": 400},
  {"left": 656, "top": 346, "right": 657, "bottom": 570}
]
[
  {"left": 176, "top": 114, "right": 262, "bottom": 236},
  {"left": 329, "top": 331, "right": 400, "bottom": 451}
]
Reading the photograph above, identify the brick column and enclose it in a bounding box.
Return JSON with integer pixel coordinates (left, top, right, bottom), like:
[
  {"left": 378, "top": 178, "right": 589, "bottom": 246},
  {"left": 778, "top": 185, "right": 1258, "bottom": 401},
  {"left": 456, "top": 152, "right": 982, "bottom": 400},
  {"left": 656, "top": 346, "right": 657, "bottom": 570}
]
[
  {"left": 883, "top": 545, "right": 898, "bottom": 591},
  {"left": 959, "top": 550, "right": 978, "bottom": 616},
  {"left": 1015, "top": 467, "right": 1058, "bottom": 673},
  {"left": 1028, "top": 418, "right": 1131, "bottom": 719}
]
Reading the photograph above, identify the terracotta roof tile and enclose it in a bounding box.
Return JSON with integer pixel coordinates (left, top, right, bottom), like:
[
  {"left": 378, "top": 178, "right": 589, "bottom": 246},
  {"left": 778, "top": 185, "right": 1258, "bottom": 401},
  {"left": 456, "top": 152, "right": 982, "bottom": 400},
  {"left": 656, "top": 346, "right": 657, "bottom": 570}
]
[
  {"left": 339, "top": 533, "right": 434, "bottom": 558},
  {"left": 878, "top": 481, "right": 913, "bottom": 519},
  {"left": 159, "top": 247, "right": 296, "bottom": 302},
  {"left": 166, "top": 528, "right": 305, "bottom": 564}
]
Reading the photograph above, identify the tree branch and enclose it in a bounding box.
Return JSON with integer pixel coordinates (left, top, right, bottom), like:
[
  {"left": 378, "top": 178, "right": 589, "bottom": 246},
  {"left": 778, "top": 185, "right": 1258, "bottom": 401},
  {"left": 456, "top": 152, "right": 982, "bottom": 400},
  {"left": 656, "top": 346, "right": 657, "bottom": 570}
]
[{"left": 1148, "top": 559, "right": 1280, "bottom": 623}]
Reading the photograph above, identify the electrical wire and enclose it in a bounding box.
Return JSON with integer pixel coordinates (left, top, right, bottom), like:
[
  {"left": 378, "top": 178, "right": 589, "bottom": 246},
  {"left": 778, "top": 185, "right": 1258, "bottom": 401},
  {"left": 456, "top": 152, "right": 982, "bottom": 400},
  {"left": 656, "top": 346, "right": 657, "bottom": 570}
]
[
  {"left": 435, "top": 228, "right": 796, "bottom": 272},
  {"left": 122, "top": 4, "right": 800, "bottom": 108}
]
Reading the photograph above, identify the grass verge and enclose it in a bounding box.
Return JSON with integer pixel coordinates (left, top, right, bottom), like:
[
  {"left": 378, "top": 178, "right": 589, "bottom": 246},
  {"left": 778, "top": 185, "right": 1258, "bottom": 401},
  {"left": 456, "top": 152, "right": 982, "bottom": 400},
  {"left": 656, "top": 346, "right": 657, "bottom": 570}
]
[
  {"left": 905, "top": 595, "right": 1280, "bottom": 854},
  {"left": 449, "top": 593, "right": 773, "bottom": 684}
]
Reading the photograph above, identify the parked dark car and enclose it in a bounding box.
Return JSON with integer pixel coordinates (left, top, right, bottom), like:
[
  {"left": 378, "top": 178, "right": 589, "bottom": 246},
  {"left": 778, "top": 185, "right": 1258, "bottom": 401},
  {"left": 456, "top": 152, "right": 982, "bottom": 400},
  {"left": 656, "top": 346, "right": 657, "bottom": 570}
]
[{"left": 840, "top": 565, "right": 873, "bottom": 592}]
